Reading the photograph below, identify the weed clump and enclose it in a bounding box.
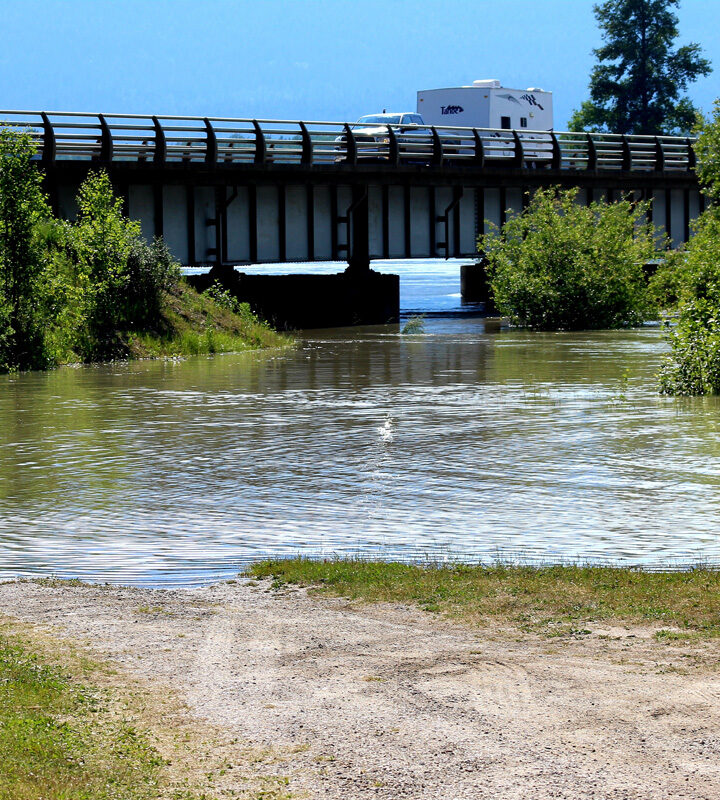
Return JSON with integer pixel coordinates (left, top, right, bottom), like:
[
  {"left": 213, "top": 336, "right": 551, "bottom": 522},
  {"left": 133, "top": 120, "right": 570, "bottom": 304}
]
[{"left": 401, "top": 314, "right": 426, "bottom": 334}]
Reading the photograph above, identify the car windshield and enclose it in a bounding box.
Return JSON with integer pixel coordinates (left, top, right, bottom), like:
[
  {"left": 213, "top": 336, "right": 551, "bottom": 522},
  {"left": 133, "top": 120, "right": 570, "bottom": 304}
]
[{"left": 355, "top": 115, "right": 402, "bottom": 125}]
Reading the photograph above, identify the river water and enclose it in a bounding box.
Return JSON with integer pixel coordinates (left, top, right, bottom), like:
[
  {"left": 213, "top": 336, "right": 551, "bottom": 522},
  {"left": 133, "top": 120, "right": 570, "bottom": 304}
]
[{"left": 2, "top": 259, "right": 720, "bottom": 586}]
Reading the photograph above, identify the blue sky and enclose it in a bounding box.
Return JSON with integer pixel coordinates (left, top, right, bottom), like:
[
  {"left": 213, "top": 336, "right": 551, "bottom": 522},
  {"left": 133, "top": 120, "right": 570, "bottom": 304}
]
[{"left": 1, "top": 0, "right": 718, "bottom": 128}]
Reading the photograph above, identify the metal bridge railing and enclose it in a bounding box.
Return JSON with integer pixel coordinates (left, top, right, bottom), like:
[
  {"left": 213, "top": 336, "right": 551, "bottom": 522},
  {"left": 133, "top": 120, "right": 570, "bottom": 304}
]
[{"left": 0, "top": 110, "right": 697, "bottom": 172}]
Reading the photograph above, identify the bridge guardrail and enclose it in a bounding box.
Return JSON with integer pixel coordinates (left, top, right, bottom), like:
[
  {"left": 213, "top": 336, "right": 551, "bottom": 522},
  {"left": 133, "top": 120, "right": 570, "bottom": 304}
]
[{"left": 0, "top": 110, "right": 696, "bottom": 173}]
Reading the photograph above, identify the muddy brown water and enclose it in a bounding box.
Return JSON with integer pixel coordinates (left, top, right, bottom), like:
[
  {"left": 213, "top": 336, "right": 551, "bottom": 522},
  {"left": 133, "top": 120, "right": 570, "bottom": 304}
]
[{"left": 2, "top": 302, "right": 720, "bottom": 586}]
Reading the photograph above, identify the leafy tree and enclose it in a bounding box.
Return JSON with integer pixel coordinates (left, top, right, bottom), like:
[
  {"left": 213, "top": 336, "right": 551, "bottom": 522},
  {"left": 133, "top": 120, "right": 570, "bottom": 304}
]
[
  {"left": 569, "top": 0, "right": 711, "bottom": 135},
  {"left": 0, "top": 127, "right": 272, "bottom": 373},
  {"left": 480, "top": 187, "right": 658, "bottom": 331},
  {"left": 655, "top": 207, "right": 720, "bottom": 394},
  {"left": 694, "top": 99, "right": 720, "bottom": 201},
  {"left": 0, "top": 127, "right": 53, "bottom": 370},
  {"left": 658, "top": 294, "right": 720, "bottom": 395},
  {"left": 72, "top": 171, "right": 139, "bottom": 348},
  {"left": 654, "top": 104, "right": 720, "bottom": 394}
]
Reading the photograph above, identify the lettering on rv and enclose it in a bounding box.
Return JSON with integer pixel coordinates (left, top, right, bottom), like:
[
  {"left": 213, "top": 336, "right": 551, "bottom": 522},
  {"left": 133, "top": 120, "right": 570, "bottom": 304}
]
[{"left": 441, "top": 105, "right": 464, "bottom": 115}]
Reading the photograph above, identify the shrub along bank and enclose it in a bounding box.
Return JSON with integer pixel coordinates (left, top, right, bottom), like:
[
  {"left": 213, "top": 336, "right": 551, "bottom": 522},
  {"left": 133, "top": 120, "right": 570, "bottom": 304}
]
[
  {"left": 654, "top": 208, "right": 720, "bottom": 394},
  {"left": 654, "top": 100, "right": 720, "bottom": 395},
  {"left": 0, "top": 127, "right": 287, "bottom": 373},
  {"left": 475, "top": 139, "right": 720, "bottom": 397},
  {"left": 479, "top": 186, "right": 658, "bottom": 331}
]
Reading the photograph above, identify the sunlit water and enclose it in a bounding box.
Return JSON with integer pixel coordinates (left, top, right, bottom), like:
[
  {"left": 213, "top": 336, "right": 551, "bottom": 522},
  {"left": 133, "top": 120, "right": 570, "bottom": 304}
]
[{"left": 2, "top": 259, "right": 720, "bottom": 586}]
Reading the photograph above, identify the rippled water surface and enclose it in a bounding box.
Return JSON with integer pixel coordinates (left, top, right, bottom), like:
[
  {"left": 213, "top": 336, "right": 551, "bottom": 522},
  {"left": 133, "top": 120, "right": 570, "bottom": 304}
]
[{"left": 2, "top": 260, "right": 720, "bottom": 585}]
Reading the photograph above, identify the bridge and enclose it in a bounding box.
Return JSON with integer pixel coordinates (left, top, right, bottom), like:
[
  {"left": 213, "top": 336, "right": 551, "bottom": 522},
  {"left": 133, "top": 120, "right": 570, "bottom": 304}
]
[{"left": 1, "top": 110, "right": 703, "bottom": 327}]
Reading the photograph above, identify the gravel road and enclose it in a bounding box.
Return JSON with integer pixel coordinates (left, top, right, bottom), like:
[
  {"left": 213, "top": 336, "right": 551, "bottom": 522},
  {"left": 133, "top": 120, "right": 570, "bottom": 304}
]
[{"left": 1, "top": 579, "right": 719, "bottom": 799}]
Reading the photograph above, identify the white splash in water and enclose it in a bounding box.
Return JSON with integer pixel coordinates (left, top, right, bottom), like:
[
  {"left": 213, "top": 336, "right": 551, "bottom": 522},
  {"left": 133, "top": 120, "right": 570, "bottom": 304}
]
[{"left": 378, "top": 415, "right": 394, "bottom": 443}]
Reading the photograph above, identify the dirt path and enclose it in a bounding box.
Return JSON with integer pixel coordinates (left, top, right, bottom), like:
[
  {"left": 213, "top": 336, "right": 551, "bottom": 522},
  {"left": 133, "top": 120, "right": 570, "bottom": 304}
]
[{"left": 1, "top": 579, "right": 719, "bottom": 799}]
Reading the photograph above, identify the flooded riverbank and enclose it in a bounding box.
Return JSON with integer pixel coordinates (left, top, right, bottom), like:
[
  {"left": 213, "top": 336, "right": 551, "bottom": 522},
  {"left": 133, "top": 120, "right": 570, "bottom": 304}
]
[{"left": 2, "top": 260, "right": 719, "bottom": 586}]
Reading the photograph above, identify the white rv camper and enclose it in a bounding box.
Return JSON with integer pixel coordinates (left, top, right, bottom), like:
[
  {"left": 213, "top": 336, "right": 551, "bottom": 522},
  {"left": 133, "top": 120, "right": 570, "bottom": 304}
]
[{"left": 417, "top": 79, "right": 553, "bottom": 132}]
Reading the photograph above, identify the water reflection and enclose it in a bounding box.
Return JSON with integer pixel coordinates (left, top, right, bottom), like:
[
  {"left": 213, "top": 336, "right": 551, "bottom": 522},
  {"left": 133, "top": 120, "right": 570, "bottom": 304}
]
[{"left": 2, "top": 318, "right": 720, "bottom": 586}]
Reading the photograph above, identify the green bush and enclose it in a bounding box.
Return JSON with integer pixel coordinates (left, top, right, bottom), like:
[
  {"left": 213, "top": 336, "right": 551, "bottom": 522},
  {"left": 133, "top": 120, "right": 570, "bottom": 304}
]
[
  {"left": 70, "top": 171, "right": 140, "bottom": 357},
  {"left": 656, "top": 209, "right": 720, "bottom": 395},
  {"left": 0, "top": 299, "right": 13, "bottom": 372},
  {"left": 0, "top": 127, "right": 54, "bottom": 370},
  {"left": 659, "top": 298, "right": 720, "bottom": 395},
  {"left": 0, "top": 129, "right": 281, "bottom": 372},
  {"left": 0, "top": 130, "right": 184, "bottom": 369},
  {"left": 695, "top": 99, "right": 720, "bottom": 203},
  {"left": 201, "top": 281, "right": 244, "bottom": 315},
  {"left": 124, "top": 237, "right": 180, "bottom": 329},
  {"left": 652, "top": 209, "right": 720, "bottom": 310},
  {"left": 479, "top": 187, "right": 659, "bottom": 330},
  {"left": 653, "top": 96, "right": 720, "bottom": 396},
  {"left": 201, "top": 281, "right": 262, "bottom": 328}
]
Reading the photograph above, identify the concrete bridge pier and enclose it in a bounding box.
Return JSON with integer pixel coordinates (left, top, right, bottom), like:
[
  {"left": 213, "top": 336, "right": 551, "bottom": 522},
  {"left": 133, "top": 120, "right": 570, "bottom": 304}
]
[
  {"left": 188, "top": 182, "right": 400, "bottom": 330},
  {"left": 460, "top": 261, "right": 495, "bottom": 312},
  {"left": 346, "top": 184, "right": 371, "bottom": 274},
  {"left": 190, "top": 265, "right": 399, "bottom": 331}
]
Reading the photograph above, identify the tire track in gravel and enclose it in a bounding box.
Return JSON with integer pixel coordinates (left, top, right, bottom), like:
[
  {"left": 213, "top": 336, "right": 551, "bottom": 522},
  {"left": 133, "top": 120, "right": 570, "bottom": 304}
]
[{"left": 2, "top": 580, "right": 720, "bottom": 799}]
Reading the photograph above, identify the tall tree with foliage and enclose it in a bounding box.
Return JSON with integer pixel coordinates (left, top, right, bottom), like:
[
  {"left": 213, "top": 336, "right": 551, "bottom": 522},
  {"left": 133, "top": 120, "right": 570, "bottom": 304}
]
[
  {"left": 569, "top": 0, "right": 711, "bottom": 135},
  {"left": 694, "top": 99, "right": 720, "bottom": 201},
  {"left": 655, "top": 100, "right": 720, "bottom": 395},
  {"left": 0, "top": 127, "right": 53, "bottom": 370}
]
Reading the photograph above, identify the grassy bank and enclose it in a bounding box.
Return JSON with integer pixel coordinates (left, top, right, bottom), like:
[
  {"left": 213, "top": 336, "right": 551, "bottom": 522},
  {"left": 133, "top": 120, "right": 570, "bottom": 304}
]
[
  {"left": 248, "top": 559, "right": 720, "bottom": 639},
  {"left": 0, "top": 618, "right": 295, "bottom": 800},
  {"left": 0, "top": 632, "right": 172, "bottom": 800},
  {"left": 0, "top": 134, "right": 290, "bottom": 373},
  {"left": 118, "top": 279, "right": 289, "bottom": 360}
]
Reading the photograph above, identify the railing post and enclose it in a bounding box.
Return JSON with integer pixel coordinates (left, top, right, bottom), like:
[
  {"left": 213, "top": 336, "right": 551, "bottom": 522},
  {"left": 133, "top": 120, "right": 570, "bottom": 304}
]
[
  {"left": 386, "top": 125, "right": 399, "bottom": 166},
  {"left": 686, "top": 137, "right": 696, "bottom": 170},
  {"left": 431, "top": 126, "right": 443, "bottom": 166},
  {"left": 299, "top": 122, "right": 313, "bottom": 165},
  {"left": 512, "top": 130, "right": 524, "bottom": 168},
  {"left": 621, "top": 135, "right": 631, "bottom": 171},
  {"left": 252, "top": 120, "right": 267, "bottom": 165},
  {"left": 586, "top": 133, "right": 597, "bottom": 172},
  {"left": 654, "top": 137, "right": 665, "bottom": 172},
  {"left": 152, "top": 116, "right": 166, "bottom": 164},
  {"left": 40, "top": 112, "right": 56, "bottom": 165},
  {"left": 472, "top": 129, "right": 485, "bottom": 168},
  {"left": 204, "top": 118, "right": 217, "bottom": 165},
  {"left": 343, "top": 123, "right": 357, "bottom": 165},
  {"left": 98, "top": 114, "right": 113, "bottom": 163},
  {"left": 551, "top": 132, "right": 561, "bottom": 169}
]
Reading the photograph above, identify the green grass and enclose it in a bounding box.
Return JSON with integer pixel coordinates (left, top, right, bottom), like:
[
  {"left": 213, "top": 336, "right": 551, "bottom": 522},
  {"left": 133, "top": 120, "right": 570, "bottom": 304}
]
[
  {"left": 0, "top": 636, "right": 166, "bottom": 800},
  {"left": 0, "top": 618, "right": 302, "bottom": 800},
  {"left": 247, "top": 559, "right": 720, "bottom": 638},
  {"left": 126, "top": 280, "right": 291, "bottom": 359}
]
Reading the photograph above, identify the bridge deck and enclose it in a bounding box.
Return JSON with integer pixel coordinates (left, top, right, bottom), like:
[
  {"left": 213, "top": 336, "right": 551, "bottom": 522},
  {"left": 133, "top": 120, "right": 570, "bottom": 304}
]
[
  {"left": 0, "top": 111, "right": 702, "bottom": 267},
  {"left": 0, "top": 110, "right": 698, "bottom": 174}
]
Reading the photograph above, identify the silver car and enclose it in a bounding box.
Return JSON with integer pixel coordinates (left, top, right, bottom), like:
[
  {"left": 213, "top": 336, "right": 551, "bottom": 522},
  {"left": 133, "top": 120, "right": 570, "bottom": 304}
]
[{"left": 335, "top": 112, "right": 427, "bottom": 161}]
